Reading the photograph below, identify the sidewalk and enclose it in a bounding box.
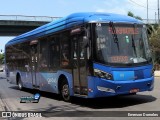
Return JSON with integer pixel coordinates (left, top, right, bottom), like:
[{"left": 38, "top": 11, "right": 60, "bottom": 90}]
[
  {"left": 0, "top": 71, "right": 5, "bottom": 111},
  {"left": 0, "top": 96, "right": 4, "bottom": 111}
]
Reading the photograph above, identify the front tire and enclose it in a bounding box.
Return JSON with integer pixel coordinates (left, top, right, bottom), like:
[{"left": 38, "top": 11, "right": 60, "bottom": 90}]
[{"left": 60, "top": 80, "right": 70, "bottom": 102}]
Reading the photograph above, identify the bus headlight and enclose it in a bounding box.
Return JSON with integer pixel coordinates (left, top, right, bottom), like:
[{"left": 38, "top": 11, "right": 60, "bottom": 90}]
[{"left": 94, "top": 69, "right": 112, "bottom": 80}]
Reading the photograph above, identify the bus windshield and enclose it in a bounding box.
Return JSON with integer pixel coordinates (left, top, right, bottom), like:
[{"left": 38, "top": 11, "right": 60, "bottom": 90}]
[{"left": 95, "top": 23, "right": 152, "bottom": 66}]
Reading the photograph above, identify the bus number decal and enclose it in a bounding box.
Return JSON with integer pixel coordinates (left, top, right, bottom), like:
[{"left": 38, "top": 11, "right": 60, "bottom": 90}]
[{"left": 111, "top": 56, "right": 128, "bottom": 63}]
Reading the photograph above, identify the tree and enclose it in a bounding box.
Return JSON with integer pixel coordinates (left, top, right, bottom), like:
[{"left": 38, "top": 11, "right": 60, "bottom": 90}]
[
  {"left": 149, "top": 27, "right": 160, "bottom": 66},
  {"left": 127, "top": 11, "right": 134, "bottom": 17},
  {"left": 135, "top": 16, "right": 142, "bottom": 20},
  {"left": 127, "top": 11, "right": 142, "bottom": 20},
  {"left": 0, "top": 53, "right": 4, "bottom": 64}
]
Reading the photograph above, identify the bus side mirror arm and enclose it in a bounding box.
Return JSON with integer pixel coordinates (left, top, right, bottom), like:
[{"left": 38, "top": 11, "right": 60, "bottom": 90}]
[
  {"left": 83, "top": 36, "right": 90, "bottom": 60},
  {"left": 83, "top": 36, "right": 89, "bottom": 48}
]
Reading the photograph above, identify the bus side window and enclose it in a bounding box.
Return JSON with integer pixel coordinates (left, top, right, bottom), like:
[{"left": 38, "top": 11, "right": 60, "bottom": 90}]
[
  {"left": 49, "top": 36, "right": 60, "bottom": 71},
  {"left": 60, "top": 32, "right": 70, "bottom": 67},
  {"left": 39, "top": 39, "right": 48, "bottom": 71}
]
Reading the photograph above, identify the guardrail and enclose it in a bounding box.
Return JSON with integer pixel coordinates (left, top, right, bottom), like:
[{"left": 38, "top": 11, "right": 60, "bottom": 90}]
[
  {"left": 0, "top": 15, "right": 158, "bottom": 24},
  {"left": 0, "top": 15, "right": 61, "bottom": 22}
]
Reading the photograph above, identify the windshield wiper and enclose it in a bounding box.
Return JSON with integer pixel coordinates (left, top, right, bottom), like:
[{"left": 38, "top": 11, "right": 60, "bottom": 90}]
[
  {"left": 132, "top": 24, "right": 137, "bottom": 57},
  {"left": 132, "top": 35, "right": 137, "bottom": 57},
  {"left": 109, "top": 21, "right": 119, "bottom": 51}
]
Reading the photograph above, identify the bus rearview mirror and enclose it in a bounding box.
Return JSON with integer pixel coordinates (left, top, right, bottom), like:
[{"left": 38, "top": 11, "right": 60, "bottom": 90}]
[{"left": 83, "top": 36, "right": 89, "bottom": 48}]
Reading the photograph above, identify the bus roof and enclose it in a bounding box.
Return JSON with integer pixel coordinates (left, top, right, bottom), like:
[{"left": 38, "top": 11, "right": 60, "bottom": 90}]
[{"left": 6, "top": 12, "right": 143, "bottom": 46}]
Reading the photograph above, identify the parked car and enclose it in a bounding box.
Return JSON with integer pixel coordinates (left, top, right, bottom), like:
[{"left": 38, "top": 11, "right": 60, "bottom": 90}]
[{"left": 0, "top": 65, "right": 4, "bottom": 72}]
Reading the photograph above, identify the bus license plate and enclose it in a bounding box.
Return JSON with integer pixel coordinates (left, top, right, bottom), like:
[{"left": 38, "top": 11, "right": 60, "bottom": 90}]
[{"left": 130, "top": 88, "right": 139, "bottom": 93}]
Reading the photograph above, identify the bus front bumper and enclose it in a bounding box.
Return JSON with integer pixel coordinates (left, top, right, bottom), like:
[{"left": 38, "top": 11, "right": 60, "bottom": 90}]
[{"left": 87, "top": 76, "right": 154, "bottom": 98}]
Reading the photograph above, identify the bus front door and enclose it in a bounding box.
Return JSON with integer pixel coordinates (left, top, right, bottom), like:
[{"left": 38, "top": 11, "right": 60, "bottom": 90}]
[
  {"left": 30, "top": 44, "right": 39, "bottom": 88},
  {"left": 72, "top": 36, "right": 88, "bottom": 95}
]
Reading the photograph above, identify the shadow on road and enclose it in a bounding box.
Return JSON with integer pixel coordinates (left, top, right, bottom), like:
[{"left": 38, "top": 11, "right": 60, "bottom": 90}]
[
  {"left": 10, "top": 86, "right": 157, "bottom": 109},
  {"left": 0, "top": 77, "right": 5, "bottom": 79},
  {"left": 70, "top": 95, "right": 156, "bottom": 109},
  {"left": 9, "top": 85, "right": 156, "bottom": 109},
  {"left": 9, "top": 86, "right": 61, "bottom": 100}
]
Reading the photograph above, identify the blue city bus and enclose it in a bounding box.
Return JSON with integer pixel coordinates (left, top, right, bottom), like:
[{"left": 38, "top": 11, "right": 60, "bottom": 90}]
[{"left": 5, "top": 12, "right": 154, "bottom": 101}]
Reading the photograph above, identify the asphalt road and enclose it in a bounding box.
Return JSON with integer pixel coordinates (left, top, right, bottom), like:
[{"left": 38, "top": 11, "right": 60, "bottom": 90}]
[{"left": 0, "top": 71, "right": 160, "bottom": 120}]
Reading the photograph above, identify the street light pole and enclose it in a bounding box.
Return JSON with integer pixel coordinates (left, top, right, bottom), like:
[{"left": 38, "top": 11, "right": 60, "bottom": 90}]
[
  {"left": 155, "top": 12, "right": 157, "bottom": 23},
  {"left": 158, "top": 0, "right": 160, "bottom": 25},
  {"left": 147, "top": 0, "right": 148, "bottom": 23}
]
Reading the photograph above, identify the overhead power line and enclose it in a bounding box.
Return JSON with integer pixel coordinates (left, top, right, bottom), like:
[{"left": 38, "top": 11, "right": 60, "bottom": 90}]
[{"left": 129, "top": 0, "right": 156, "bottom": 10}]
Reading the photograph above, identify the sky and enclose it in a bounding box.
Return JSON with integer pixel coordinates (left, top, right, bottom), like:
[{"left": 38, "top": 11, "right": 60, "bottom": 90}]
[{"left": 0, "top": 0, "right": 158, "bottom": 52}]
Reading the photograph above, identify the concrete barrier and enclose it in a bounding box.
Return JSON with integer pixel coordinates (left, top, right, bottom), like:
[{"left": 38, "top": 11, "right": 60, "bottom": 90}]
[{"left": 154, "top": 71, "right": 160, "bottom": 77}]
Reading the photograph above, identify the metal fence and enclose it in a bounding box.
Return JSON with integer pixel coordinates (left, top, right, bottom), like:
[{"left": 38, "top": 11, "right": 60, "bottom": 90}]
[{"left": 0, "top": 15, "right": 61, "bottom": 22}]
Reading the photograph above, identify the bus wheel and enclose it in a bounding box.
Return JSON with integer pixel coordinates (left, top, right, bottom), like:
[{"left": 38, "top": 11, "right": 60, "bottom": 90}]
[
  {"left": 61, "top": 80, "right": 70, "bottom": 102},
  {"left": 18, "top": 76, "right": 23, "bottom": 90}
]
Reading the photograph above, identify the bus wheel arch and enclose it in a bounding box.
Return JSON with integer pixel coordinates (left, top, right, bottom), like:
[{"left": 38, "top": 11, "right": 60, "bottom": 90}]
[
  {"left": 58, "top": 75, "right": 70, "bottom": 102},
  {"left": 16, "top": 73, "right": 23, "bottom": 90}
]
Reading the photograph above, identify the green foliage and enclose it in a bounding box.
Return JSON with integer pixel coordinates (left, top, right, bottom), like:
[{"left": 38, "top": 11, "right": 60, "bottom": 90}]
[
  {"left": 135, "top": 16, "right": 142, "bottom": 20},
  {"left": 149, "top": 27, "right": 160, "bottom": 51},
  {"left": 127, "top": 11, "right": 134, "bottom": 17},
  {"left": 147, "top": 24, "right": 158, "bottom": 37},
  {"left": 127, "top": 11, "right": 142, "bottom": 20},
  {"left": 149, "top": 27, "right": 160, "bottom": 64},
  {"left": 0, "top": 53, "right": 4, "bottom": 64}
]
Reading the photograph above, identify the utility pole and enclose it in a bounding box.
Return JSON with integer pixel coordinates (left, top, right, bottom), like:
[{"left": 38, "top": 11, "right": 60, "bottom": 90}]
[
  {"left": 155, "top": 12, "right": 157, "bottom": 23},
  {"left": 147, "top": 0, "right": 148, "bottom": 23},
  {"left": 158, "top": 0, "right": 160, "bottom": 25}
]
